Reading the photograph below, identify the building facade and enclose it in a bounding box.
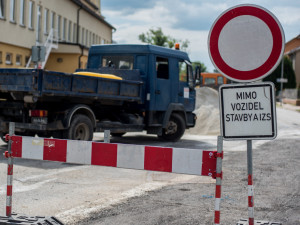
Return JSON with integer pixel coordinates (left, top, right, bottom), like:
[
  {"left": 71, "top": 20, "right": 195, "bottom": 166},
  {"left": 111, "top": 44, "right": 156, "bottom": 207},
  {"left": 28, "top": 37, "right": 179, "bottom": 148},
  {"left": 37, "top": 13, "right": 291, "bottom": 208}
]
[
  {"left": 284, "top": 34, "right": 300, "bottom": 88},
  {"left": 0, "top": 0, "right": 114, "bottom": 73}
]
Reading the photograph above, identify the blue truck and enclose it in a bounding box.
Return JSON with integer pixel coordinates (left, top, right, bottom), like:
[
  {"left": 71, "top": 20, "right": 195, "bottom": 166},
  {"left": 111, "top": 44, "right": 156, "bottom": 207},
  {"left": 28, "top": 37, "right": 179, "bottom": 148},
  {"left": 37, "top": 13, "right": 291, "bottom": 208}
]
[{"left": 0, "top": 44, "right": 197, "bottom": 142}]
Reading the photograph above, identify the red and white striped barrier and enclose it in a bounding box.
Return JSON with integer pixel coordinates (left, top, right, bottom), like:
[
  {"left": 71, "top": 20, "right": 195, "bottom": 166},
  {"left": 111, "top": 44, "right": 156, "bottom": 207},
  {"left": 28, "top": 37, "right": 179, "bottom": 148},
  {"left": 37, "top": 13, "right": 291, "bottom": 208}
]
[{"left": 10, "top": 136, "right": 217, "bottom": 177}]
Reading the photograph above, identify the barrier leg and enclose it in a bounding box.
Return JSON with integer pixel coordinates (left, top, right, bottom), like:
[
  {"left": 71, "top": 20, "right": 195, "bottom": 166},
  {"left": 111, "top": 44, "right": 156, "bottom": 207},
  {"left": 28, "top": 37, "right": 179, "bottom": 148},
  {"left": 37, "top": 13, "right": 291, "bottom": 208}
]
[
  {"left": 214, "top": 136, "right": 223, "bottom": 225},
  {"left": 104, "top": 130, "right": 110, "bottom": 143},
  {"left": 6, "top": 122, "right": 15, "bottom": 217},
  {"left": 247, "top": 140, "right": 254, "bottom": 225}
]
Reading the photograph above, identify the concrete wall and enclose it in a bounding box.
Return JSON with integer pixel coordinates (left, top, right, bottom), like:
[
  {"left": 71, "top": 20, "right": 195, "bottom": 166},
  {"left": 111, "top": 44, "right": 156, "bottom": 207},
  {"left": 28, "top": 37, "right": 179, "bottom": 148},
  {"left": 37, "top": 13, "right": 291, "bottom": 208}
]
[{"left": 45, "top": 53, "right": 88, "bottom": 73}]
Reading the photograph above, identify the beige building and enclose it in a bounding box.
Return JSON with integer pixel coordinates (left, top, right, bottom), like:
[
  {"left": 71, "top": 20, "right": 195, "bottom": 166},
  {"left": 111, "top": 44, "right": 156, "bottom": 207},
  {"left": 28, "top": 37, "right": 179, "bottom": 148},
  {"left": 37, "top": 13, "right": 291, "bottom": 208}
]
[
  {"left": 0, "top": 0, "right": 114, "bottom": 73},
  {"left": 284, "top": 34, "right": 300, "bottom": 88}
]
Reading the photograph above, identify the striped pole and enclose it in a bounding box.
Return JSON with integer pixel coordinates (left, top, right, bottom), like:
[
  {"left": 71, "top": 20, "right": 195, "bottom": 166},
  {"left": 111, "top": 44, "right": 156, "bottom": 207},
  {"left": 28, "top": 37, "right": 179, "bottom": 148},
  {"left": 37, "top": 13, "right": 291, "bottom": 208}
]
[
  {"left": 247, "top": 140, "right": 254, "bottom": 225},
  {"left": 214, "top": 136, "right": 223, "bottom": 225},
  {"left": 6, "top": 122, "right": 15, "bottom": 217}
]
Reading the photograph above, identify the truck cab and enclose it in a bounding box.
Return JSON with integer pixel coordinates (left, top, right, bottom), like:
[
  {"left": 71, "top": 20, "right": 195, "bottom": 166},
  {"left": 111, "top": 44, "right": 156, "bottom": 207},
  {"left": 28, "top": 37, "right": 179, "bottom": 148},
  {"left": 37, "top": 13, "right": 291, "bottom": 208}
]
[{"left": 87, "top": 44, "right": 196, "bottom": 141}]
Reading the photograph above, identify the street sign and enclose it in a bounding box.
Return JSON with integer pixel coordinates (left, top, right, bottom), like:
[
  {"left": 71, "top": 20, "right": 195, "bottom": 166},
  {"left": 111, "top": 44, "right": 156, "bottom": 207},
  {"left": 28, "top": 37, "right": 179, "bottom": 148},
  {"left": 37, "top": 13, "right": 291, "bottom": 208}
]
[
  {"left": 276, "top": 78, "right": 288, "bottom": 83},
  {"left": 219, "top": 82, "right": 277, "bottom": 140},
  {"left": 208, "top": 4, "right": 285, "bottom": 82}
]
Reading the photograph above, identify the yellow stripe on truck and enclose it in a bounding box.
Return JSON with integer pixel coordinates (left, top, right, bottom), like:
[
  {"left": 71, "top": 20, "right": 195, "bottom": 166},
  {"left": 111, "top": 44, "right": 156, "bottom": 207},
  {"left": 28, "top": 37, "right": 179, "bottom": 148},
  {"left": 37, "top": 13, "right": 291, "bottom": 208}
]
[{"left": 74, "top": 71, "right": 123, "bottom": 80}]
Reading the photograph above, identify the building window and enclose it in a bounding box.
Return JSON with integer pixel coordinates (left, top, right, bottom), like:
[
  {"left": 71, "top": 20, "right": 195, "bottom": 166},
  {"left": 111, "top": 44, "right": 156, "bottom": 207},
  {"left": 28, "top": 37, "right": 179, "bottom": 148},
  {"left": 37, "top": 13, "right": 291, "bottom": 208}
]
[
  {"left": 10, "top": 0, "right": 16, "bottom": 22},
  {"left": 6, "top": 53, "right": 13, "bottom": 65},
  {"left": 217, "top": 76, "right": 224, "bottom": 84},
  {"left": 81, "top": 27, "right": 84, "bottom": 45},
  {"left": 85, "top": 30, "right": 88, "bottom": 46},
  {"left": 28, "top": 1, "right": 34, "bottom": 29},
  {"left": 44, "top": 8, "right": 49, "bottom": 34},
  {"left": 68, "top": 20, "right": 72, "bottom": 42},
  {"left": 73, "top": 23, "right": 77, "bottom": 43},
  {"left": 19, "top": 0, "right": 25, "bottom": 25},
  {"left": 0, "top": 0, "right": 5, "bottom": 19},
  {"left": 0, "top": 51, "right": 2, "bottom": 64},
  {"left": 57, "top": 15, "right": 61, "bottom": 40},
  {"left": 62, "top": 18, "right": 67, "bottom": 41},
  {"left": 16, "top": 54, "right": 22, "bottom": 66},
  {"left": 50, "top": 12, "right": 55, "bottom": 29}
]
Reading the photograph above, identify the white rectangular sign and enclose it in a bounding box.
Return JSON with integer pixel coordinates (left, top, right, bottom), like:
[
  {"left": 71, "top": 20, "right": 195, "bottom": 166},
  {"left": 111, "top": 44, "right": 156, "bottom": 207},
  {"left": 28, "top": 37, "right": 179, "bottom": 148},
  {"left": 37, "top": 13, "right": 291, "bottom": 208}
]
[{"left": 219, "top": 82, "right": 277, "bottom": 140}]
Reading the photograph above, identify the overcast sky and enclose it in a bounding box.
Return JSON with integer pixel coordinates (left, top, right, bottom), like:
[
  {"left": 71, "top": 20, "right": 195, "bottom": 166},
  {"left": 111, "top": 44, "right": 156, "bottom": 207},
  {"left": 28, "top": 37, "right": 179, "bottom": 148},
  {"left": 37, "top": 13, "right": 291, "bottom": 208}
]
[{"left": 101, "top": 0, "right": 300, "bottom": 72}]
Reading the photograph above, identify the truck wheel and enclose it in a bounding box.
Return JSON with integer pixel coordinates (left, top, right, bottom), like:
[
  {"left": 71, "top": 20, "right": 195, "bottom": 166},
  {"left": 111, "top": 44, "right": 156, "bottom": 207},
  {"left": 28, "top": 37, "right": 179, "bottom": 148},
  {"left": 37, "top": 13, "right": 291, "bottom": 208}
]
[
  {"left": 159, "top": 114, "right": 185, "bottom": 142},
  {"left": 65, "top": 115, "right": 93, "bottom": 141}
]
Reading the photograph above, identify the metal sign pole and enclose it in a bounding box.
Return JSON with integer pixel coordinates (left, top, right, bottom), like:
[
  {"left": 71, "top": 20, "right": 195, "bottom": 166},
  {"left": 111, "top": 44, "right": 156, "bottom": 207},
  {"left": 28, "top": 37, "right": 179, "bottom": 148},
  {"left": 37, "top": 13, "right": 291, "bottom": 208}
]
[
  {"left": 214, "top": 136, "right": 223, "bottom": 225},
  {"left": 247, "top": 140, "right": 254, "bottom": 225}
]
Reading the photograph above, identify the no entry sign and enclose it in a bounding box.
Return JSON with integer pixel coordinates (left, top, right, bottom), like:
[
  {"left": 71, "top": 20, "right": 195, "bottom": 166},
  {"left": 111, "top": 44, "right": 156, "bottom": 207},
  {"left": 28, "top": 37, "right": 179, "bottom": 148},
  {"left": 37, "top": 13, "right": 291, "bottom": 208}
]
[
  {"left": 219, "top": 82, "right": 277, "bottom": 140},
  {"left": 208, "top": 4, "right": 285, "bottom": 82}
]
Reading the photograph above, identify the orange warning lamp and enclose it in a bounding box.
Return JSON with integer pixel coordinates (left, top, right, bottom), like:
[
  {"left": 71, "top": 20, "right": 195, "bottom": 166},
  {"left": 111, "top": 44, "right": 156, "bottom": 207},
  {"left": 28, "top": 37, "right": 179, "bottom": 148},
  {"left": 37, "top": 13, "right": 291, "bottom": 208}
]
[{"left": 175, "top": 43, "right": 180, "bottom": 50}]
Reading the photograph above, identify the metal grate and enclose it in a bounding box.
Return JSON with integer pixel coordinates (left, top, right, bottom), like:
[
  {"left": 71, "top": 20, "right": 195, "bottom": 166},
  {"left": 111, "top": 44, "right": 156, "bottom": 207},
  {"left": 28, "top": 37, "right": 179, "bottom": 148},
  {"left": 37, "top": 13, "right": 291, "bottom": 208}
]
[{"left": 0, "top": 213, "right": 64, "bottom": 225}]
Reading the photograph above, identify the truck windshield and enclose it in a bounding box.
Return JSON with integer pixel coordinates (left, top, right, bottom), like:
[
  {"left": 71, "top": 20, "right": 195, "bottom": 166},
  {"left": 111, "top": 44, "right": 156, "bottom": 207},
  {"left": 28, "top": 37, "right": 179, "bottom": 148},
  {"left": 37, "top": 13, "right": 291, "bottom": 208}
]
[{"left": 102, "top": 55, "right": 134, "bottom": 69}]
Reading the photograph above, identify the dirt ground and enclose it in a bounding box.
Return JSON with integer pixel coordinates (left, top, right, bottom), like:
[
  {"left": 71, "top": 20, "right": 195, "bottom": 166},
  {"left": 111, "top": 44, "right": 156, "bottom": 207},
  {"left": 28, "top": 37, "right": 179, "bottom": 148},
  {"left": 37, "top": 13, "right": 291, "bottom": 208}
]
[{"left": 75, "top": 138, "right": 299, "bottom": 225}]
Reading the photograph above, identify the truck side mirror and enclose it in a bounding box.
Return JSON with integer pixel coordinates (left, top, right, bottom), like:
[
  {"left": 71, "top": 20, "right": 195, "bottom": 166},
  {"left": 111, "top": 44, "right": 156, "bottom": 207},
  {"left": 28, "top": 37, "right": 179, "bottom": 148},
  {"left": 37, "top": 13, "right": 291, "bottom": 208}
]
[{"left": 194, "top": 66, "right": 201, "bottom": 85}]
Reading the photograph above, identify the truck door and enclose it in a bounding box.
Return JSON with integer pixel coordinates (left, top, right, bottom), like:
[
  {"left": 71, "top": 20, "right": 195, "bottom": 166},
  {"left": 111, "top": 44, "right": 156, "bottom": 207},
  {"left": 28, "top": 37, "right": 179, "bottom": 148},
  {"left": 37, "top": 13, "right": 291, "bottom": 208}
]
[
  {"left": 178, "top": 60, "right": 195, "bottom": 111},
  {"left": 154, "top": 57, "right": 171, "bottom": 111}
]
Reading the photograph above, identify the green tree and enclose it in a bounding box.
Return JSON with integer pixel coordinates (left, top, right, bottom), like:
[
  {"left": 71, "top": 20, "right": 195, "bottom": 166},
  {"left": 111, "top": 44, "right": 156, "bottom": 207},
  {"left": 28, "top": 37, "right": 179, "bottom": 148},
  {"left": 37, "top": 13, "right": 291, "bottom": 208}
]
[
  {"left": 139, "top": 27, "right": 189, "bottom": 51},
  {"left": 263, "top": 56, "right": 296, "bottom": 94}
]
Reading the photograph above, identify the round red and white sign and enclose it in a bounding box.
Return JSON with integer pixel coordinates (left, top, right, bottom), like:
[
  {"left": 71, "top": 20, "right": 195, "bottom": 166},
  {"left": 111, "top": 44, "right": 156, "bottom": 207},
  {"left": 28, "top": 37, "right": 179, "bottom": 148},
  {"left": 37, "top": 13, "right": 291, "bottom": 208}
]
[{"left": 208, "top": 4, "right": 285, "bottom": 82}]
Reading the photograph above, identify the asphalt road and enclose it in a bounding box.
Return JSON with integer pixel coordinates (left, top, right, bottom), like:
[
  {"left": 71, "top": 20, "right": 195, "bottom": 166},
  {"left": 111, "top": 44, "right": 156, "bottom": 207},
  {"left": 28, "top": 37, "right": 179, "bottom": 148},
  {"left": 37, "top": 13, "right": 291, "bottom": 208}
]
[
  {"left": 0, "top": 105, "right": 299, "bottom": 224},
  {"left": 80, "top": 137, "right": 300, "bottom": 225}
]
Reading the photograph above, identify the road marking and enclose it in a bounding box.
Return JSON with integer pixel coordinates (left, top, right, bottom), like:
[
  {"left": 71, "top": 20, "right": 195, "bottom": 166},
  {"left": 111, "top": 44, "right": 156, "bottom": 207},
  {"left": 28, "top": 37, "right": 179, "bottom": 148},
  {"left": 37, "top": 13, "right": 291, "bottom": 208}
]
[
  {"left": 0, "top": 165, "right": 90, "bottom": 195},
  {"left": 0, "top": 178, "right": 56, "bottom": 194}
]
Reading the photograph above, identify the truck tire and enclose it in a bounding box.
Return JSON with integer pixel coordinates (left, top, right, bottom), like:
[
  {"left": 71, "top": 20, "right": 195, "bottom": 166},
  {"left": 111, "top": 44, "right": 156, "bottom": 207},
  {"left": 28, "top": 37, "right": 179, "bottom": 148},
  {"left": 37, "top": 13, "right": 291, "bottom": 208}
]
[
  {"left": 64, "top": 114, "right": 93, "bottom": 141},
  {"left": 159, "top": 113, "right": 185, "bottom": 142}
]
